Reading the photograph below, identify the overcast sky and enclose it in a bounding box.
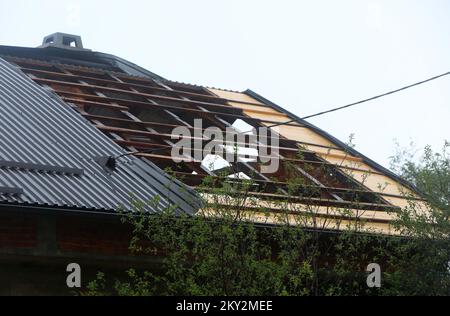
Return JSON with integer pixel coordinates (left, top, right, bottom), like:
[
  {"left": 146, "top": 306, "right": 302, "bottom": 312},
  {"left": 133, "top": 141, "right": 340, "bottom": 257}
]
[{"left": 1, "top": 0, "right": 449, "bottom": 169}]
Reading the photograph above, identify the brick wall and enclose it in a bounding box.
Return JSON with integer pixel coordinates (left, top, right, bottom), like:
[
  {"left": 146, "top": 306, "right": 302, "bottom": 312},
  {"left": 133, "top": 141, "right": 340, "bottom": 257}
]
[
  {"left": 0, "top": 210, "right": 136, "bottom": 256},
  {"left": 56, "top": 216, "right": 133, "bottom": 256},
  {"left": 0, "top": 213, "right": 38, "bottom": 249},
  {"left": 0, "top": 209, "right": 156, "bottom": 295}
]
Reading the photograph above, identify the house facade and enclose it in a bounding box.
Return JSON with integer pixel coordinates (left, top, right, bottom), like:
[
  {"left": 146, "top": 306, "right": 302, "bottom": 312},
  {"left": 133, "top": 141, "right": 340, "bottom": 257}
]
[{"left": 0, "top": 33, "right": 423, "bottom": 295}]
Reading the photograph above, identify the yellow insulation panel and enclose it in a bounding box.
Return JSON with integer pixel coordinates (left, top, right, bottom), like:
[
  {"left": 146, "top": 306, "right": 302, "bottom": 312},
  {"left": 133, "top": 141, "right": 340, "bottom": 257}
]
[
  {"left": 202, "top": 208, "right": 395, "bottom": 235},
  {"left": 209, "top": 88, "right": 265, "bottom": 105},
  {"left": 201, "top": 193, "right": 397, "bottom": 234},
  {"left": 341, "top": 169, "right": 408, "bottom": 196},
  {"left": 227, "top": 102, "right": 287, "bottom": 117},
  {"left": 237, "top": 109, "right": 293, "bottom": 123}
]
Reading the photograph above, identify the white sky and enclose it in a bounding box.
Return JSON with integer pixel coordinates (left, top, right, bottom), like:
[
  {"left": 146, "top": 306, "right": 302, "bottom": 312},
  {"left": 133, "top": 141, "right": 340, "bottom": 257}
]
[{"left": 1, "top": 0, "right": 449, "bottom": 168}]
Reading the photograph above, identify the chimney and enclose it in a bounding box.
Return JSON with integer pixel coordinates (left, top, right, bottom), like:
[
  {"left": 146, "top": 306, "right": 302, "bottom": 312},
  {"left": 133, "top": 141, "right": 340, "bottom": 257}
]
[{"left": 39, "top": 32, "right": 90, "bottom": 51}]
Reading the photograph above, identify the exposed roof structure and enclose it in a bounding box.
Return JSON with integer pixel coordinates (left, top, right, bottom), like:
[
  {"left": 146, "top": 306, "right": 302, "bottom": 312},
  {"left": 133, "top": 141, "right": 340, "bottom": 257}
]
[
  {"left": 0, "top": 34, "right": 425, "bottom": 233},
  {"left": 0, "top": 57, "right": 199, "bottom": 214}
]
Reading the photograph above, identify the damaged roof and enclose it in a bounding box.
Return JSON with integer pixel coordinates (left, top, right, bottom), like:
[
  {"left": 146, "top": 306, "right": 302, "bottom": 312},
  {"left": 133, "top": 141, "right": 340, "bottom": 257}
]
[{"left": 0, "top": 34, "right": 425, "bottom": 233}]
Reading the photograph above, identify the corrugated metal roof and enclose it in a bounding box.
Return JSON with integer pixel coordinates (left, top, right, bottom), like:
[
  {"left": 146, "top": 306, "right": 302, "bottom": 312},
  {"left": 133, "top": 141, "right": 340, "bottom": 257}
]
[{"left": 0, "top": 58, "right": 199, "bottom": 214}]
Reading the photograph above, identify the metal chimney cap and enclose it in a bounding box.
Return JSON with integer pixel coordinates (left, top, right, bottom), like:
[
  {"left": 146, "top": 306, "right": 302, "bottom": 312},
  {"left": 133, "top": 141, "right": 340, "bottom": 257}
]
[{"left": 39, "top": 32, "right": 91, "bottom": 51}]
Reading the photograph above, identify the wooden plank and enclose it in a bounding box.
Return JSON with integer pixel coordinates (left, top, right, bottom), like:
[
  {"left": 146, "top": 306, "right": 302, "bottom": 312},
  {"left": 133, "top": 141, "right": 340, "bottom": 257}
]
[
  {"left": 199, "top": 188, "right": 398, "bottom": 212},
  {"left": 97, "top": 124, "right": 306, "bottom": 153},
  {"left": 21, "top": 67, "right": 231, "bottom": 104},
  {"left": 185, "top": 171, "right": 421, "bottom": 201},
  {"left": 63, "top": 97, "right": 129, "bottom": 111},
  {"left": 135, "top": 152, "right": 202, "bottom": 164},
  {"left": 82, "top": 113, "right": 315, "bottom": 148},
  {"left": 52, "top": 89, "right": 304, "bottom": 126},
  {"left": 114, "top": 139, "right": 168, "bottom": 149},
  {"left": 208, "top": 88, "right": 265, "bottom": 105},
  {"left": 10, "top": 56, "right": 282, "bottom": 108},
  {"left": 32, "top": 77, "right": 244, "bottom": 113}
]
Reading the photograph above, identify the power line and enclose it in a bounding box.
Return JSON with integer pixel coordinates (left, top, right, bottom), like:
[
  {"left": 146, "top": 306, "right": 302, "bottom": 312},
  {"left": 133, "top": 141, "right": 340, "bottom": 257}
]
[
  {"left": 114, "top": 70, "right": 450, "bottom": 160},
  {"left": 261, "top": 70, "right": 450, "bottom": 130}
]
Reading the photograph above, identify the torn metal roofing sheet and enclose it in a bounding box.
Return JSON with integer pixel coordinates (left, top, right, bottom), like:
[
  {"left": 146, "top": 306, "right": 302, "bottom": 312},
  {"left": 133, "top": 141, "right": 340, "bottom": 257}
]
[
  {"left": 0, "top": 57, "right": 199, "bottom": 214},
  {"left": 0, "top": 45, "right": 165, "bottom": 80}
]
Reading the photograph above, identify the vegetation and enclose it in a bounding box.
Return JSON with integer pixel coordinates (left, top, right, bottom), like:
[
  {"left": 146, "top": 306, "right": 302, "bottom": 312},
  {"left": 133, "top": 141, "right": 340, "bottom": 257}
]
[
  {"left": 85, "top": 142, "right": 450, "bottom": 296},
  {"left": 384, "top": 141, "right": 450, "bottom": 295}
]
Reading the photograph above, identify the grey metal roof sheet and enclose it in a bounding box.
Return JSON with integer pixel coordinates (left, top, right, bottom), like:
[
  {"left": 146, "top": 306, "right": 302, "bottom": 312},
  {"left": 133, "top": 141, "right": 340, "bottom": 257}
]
[{"left": 0, "top": 58, "right": 199, "bottom": 214}]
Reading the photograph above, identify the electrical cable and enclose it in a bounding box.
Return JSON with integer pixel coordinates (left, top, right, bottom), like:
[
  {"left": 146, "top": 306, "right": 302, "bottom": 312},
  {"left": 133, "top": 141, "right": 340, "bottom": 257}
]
[{"left": 113, "top": 70, "right": 450, "bottom": 161}]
